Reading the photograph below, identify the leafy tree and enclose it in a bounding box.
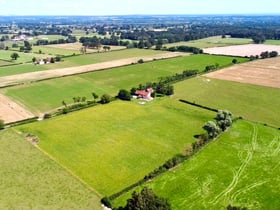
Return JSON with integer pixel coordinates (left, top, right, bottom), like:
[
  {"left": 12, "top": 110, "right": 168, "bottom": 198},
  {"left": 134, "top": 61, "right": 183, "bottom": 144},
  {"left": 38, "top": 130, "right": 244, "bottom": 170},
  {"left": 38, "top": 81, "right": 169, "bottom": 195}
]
[
  {"left": 215, "top": 110, "right": 233, "bottom": 131},
  {"left": 32, "top": 57, "right": 36, "bottom": 63},
  {"left": 260, "top": 51, "right": 269, "bottom": 59},
  {"left": 118, "top": 89, "right": 131, "bottom": 101},
  {"left": 0, "top": 119, "right": 4, "bottom": 130},
  {"left": 118, "top": 187, "right": 171, "bottom": 210},
  {"left": 10, "top": 52, "right": 19, "bottom": 60},
  {"left": 232, "top": 59, "right": 238, "bottom": 64},
  {"left": 100, "top": 94, "right": 112, "bottom": 104},
  {"left": 92, "top": 92, "right": 99, "bottom": 101},
  {"left": 269, "top": 51, "right": 278, "bottom": 57},
  {"left": 50, "top": 57, "right": 55, "bottom": 63},
  {"left": 203, "top": 121, "right": 221, "bottom": 138}
]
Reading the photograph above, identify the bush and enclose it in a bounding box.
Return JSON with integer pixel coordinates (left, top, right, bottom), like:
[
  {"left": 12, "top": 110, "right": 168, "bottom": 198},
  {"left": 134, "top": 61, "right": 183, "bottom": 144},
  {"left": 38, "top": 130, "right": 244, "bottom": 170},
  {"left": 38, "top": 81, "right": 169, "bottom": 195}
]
[
  {"left": 118, "top": 89, "right": 131, "bottom": 101},
  {"left": 100, "top": 94, "right": 112, "bottom": 104},
  {"left": 0, "top": 119, "right": 4, "bottom": 129},
  {"left": 43, "top": 113, "right": 52, "bottom": 119},
  {"left": 137, "top": 59, "right": 144, "bottom": 64},
  {"left": 101, "top": 197, "right": 112, "bottom": 208}
]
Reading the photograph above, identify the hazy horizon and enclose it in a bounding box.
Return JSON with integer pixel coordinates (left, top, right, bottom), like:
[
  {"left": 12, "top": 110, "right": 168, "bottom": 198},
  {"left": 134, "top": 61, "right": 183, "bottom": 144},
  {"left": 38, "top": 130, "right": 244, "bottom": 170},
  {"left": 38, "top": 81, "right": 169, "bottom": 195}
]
[{"left": 0, "top": 0, "right": 279, "bottom": 16}]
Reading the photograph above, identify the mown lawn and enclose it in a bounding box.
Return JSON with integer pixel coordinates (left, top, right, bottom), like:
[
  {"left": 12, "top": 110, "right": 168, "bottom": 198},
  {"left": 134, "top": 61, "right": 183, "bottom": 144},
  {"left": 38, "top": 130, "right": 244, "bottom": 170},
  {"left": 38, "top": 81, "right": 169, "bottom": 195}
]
[
  {"left": 112, "top": 120, "right": 280, "bottom": 209},
  {"left": 16, "top": 99, "right": 215, "bottom": 196},
  {"left": 163, "top": 36, "right": 253, "bottom": 49},
  {"left": 173, "top": 77, "right": 280, "bottom": 127},
  {"left": 4, "top": 54, "right": 247, "bottom": 113},
  {"left": 0, "top": 129, "right": 101, "bottom": 209}
]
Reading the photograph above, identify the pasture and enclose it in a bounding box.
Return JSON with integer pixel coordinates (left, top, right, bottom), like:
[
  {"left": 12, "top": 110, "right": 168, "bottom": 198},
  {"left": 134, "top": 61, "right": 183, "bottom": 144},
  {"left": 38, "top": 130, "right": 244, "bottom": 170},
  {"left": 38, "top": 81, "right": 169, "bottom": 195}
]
[
  {"left": 206, "top": 56, "right": 280, "bottom": 89},
  {"left": 163, "top": 36, "right": 253, "bottom": 49},
  {"left": 15, "top": 99, "right": 216, "bottom": 195},
  {"left": 3, "top": 54, "right": 247, "bottom": 113},
  {"left": 113, "top": 120, "right": 280, "bottom": 209},
  {"left": 0, "top": 49, "right": 164, "bottom": 77},
  {"left": 0, "top": 50, "right": 47, "bottom": 64},
  {"left": 32, "top": 43, "right": 126, "bottom": 56},
  {"left": 173, "top": 77, "right": 280, "bottom": 127},
  {"left": 0, "top": 129, "right": 101, "bottom": 209}
]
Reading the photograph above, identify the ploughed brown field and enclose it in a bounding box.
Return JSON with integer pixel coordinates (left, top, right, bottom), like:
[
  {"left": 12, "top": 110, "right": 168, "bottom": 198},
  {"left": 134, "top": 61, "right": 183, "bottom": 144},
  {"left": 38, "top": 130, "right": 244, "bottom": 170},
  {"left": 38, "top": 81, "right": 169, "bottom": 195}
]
[
  {"left": 205, "top": 57, "right": 280, "bottom": 89},
  {"left": 203, "top": 44, "right": 280, "bottom": 57}
]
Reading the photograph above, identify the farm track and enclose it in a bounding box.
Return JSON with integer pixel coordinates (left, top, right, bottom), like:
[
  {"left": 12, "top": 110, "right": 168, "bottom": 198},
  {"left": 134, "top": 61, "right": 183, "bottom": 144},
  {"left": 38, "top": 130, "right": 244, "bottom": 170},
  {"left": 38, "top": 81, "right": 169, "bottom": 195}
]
[
  {"left": 211, "top": 124, "right": 258, "bottom": 205},
  {"left": 0, "top": 52, "right": 186, "bottom": 88}
]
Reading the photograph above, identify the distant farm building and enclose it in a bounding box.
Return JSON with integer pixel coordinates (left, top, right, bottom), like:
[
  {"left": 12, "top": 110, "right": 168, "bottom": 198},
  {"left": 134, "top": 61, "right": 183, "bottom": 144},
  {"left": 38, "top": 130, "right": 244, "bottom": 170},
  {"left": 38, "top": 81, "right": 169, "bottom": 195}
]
[{"left": 135, "top": 88, "right": 154, "bottom": 101}]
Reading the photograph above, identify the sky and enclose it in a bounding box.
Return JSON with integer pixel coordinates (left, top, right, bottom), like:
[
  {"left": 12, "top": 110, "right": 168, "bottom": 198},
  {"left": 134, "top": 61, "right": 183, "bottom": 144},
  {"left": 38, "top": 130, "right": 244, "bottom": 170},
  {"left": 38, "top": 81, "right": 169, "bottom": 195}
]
[{"left": 0, "top": 0, "right": 279, "bottom": 16}]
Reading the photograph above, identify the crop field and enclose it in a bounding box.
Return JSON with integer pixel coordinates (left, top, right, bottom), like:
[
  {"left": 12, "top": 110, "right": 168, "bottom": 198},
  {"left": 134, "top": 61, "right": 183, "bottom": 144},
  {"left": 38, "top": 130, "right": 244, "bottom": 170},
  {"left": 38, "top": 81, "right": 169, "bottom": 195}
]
[
  {"left": 3, "top": 54, "right": 247, "bottom": 113},
  {"left": 15, "top": 99, "right": 215, "bottom": 195},
  {"left": 203, "top": 44, "right": 280, "bottom": 57},
  {"left": 163, "top": 36, "right": 253, "bottom": 49},
  {"left": 206, "top": 56, "right": 280, "bottom": 89},
  {"left": 0, "top": 129, "right": 101, "bottom": 209},
  {"left": 264, "top": 39, "right": 280, "bottom": 45},
  {"left": 173, "top": 77, "right": 280, "bottom": 127},
  {"left": 0, "top": 49, "right": 164, "bottom": 77},
  {"left": 113, "top": 120, "right": 280, "bottom": 209}
]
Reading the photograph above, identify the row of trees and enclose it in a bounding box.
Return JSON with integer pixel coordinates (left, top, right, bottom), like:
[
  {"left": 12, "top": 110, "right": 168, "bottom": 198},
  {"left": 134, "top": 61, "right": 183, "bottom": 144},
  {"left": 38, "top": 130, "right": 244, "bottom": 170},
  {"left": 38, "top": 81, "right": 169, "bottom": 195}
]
[{"left": 35, "top": 36, "right": 77, "bottom": 46}]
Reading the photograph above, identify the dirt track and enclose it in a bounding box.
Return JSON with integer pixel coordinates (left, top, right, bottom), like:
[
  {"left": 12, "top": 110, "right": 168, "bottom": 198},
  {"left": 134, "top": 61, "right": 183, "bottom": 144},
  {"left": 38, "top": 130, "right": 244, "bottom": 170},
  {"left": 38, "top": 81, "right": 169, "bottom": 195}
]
[
  {"left": 205, "top": 57, "right": 280, "bottom": 89},
  {"left": 0, "top": 52, "right": 185, "bottom": 88},
  {"left": 0, "top": 94, "right": 35, "bottom": 124}
]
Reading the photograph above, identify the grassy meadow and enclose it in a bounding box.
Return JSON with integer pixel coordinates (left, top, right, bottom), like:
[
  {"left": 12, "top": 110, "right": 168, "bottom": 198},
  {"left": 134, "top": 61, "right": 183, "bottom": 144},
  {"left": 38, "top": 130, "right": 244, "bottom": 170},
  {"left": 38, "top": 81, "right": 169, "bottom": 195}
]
[
  {"left": 3, "top": 54, "right": 248, "bottom": 113},
  {"left": 16, "top": 99, "right": 215, "bottom": 195},
  {"left": 163, "top": 36, "right": 253, "bottom": 49},
  {"left": 0, "top": 129, "right": 101, "bottom": 209},
  {"left": 173, "top": 77, "right": 280, "bottom": 127},
  {"left": 112, "top": 120, "right": 280, "bottom": 209}
]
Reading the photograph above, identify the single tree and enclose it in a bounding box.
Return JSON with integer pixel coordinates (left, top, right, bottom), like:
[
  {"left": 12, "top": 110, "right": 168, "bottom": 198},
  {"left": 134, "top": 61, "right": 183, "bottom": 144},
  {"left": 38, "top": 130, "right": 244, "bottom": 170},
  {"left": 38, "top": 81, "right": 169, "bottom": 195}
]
[
  {"left": 203, "top": 121, "right": 221, "bottom": 138},
  {"left": 32, "top": 57, "right": 36, "bottom": 63},
  {"left": 232, "top": 59, "right": 238, "bottom": 64},
  {"left": 118, "top": 89, "right": 131, "bottom": 101},
  {"left": 10, "top": 52, "right": 19, "bottom": 60},
  {"left": 215, "top": 110, "right": 233, "bottom": 131},
  {"left": 92, "top": 92, "right": 99, "bottom": 102},
  {"left": 100, "top": 94, "right": 112, "bottom": 104}
]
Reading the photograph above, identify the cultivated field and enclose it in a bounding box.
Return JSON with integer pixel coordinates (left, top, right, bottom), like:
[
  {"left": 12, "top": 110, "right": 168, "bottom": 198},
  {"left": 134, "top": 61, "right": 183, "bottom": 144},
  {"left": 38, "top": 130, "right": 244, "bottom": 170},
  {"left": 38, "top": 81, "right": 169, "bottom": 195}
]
[
  {"left": 206, "top": 57, "right": 280, "bottom": 89},
  {"left": 203, "top": 44, "right": 280, "bottom": 57},
  {"left": 0, "top": 49, "right": 165, "bottom": 77},
  {"left": 0, "top": 52, "right": 185, "bottom": 87},
  {"left": 113, "top": 120, "right": 280, "bottom": 209},
  {"left": 16, "top": 99, "right": 215, "bottom": 195},
  {"left": 174, "top": 77, "right": 280, "bottom": 127},
  {"left": 163, "top": 36, "right": 253, "bottom": 49},
  {"left": 3, "top": 54, "right": 247, "bottom": 113},
  {"left": 0, "top": 94, "right": 34, "bottom": 123},
  {"left": 0, "top": 129, "right": 101, "bottom": 209}
]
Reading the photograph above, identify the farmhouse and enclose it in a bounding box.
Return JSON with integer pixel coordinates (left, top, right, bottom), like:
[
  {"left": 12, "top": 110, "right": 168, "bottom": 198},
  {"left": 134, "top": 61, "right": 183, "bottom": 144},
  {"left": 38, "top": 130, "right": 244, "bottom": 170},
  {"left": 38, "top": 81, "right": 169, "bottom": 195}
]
[{"left": 135, "top": 88, "right": 154, "bottom": 101}]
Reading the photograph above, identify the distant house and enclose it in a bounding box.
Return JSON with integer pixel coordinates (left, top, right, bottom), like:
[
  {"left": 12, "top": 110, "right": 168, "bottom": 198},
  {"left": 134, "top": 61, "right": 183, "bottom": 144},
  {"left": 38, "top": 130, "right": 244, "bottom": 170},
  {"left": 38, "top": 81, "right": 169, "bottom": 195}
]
[
  {"left": 135, "top": 88, "right": 154, "bottom": 101},
  {"left": 35, "top": 57, "right": 51, "bottom": 65}
]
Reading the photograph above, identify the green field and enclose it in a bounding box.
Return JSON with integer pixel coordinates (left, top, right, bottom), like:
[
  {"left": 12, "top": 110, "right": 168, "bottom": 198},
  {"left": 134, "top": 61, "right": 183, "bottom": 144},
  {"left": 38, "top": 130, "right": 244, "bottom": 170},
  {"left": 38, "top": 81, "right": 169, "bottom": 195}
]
[
  {"left": 4, "top": 54, "right": 247, "bottom": 113},
  {"left": 0, "top": 50, "right": 47, "bottom": 64},
  {"left": 32, "top": 45, "right": 79, "bottom": 56},
  {"left": 113, "top": 120, "right": 280, "bottom": 209},
  {"left": 173, "top": 77, "right": 280, "bottom": 127},
  {"left": 264, "top": 39, "right": 280, "bottom": 45},
  {"left": 163, "top": 36, "right": 253, "bottom": 49},
  {"left": 0, "top": 129, "right": 101, "bottom": 209},
  {"left": 0, "top": 48, "right": 163, "bottom": 77},
  {"left": 16, "top": 99, "right": 215, "bottom": 195}
]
